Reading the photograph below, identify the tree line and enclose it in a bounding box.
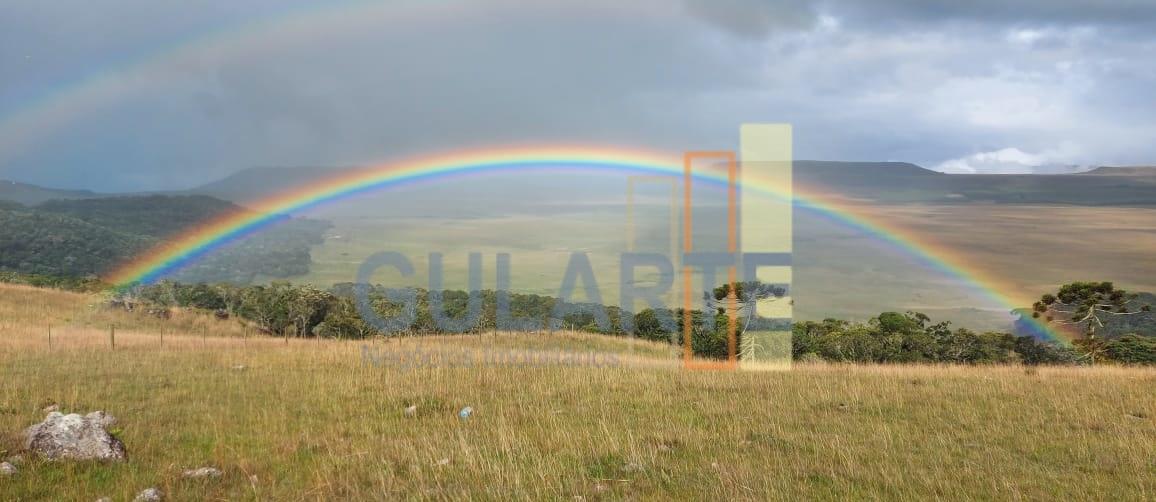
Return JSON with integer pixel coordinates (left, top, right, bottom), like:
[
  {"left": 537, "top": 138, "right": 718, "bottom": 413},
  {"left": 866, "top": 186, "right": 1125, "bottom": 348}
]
[{"left": 114, "top": 279, "right": 1156, "bottom": 365}]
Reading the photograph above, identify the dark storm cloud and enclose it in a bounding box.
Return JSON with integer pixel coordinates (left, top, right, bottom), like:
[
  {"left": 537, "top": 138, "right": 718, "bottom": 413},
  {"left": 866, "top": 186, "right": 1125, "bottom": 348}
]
[{"left": 0, "top": 0, "right": 1154, "bottom": 188}]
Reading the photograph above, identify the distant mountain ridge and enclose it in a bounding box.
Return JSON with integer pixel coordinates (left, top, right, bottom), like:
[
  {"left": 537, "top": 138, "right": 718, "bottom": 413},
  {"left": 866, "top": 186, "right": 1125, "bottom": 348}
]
[
  {"left": 1081, "top": 166, "right": 1156, "bottom": 176},
  {"left": 5, "top": 159, "right": 1156, "bottom": 209},
  {"left": 793, "top": 160, "right": 942, "bottom": 179},
  {"left": 186, "top": 166, "right": 348, "bottom": 202},
  {"left": 190, "top": 161, "right": 944, "bottom": 202},
  {"left": 0, "top": 179, "right": 101, "bottom": 205},
  {"left": 788, "top": 161, "right": 1156, "bottom": 205},
  {"left": 183, "top": 160, "right": 1156, "bottom": 207}
]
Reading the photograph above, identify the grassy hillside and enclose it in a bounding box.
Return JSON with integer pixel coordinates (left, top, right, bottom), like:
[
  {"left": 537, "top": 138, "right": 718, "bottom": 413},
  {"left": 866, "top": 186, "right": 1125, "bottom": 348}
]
[{"left": 1, "top": 284, "right": 1154, "bottom": 500}]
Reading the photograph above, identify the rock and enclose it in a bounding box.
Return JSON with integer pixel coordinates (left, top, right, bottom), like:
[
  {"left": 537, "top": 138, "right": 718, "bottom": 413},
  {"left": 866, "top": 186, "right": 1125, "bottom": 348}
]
[
  {"left": 85, "top": 411, "right": 118, "bottom": 428},
  {"left": 182, "top": 466, "right": 223, "bottom": 479},
  {"left": 404, "top": 405, "right": 417, "bottom": 418},
  {"left": 0, "top": 461, "right": 16, "bottom": 476},
  {"left": 230, "top": 365, "right": 247, "bottom": 371},
  {"left": 23, "top": 411, "right": 126, "bottom": 461},
  {"left": 133, "top": 487, "right": 164, "bottom": 502},
  {"left": 458, "top": 406, "right": 473, "bottom": 420}
]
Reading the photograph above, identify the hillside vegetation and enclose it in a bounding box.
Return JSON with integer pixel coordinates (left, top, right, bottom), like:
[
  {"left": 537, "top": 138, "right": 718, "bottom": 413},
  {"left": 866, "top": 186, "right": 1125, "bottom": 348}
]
[
  {"left": 116, "top": 279, "right": 1155, "bottom": 365},
  {"left": 0, "top": 284, "right": 1154, "bottom": 500},
  {"left": 0, "top": 196, "right": 330, "bottom": 284}
]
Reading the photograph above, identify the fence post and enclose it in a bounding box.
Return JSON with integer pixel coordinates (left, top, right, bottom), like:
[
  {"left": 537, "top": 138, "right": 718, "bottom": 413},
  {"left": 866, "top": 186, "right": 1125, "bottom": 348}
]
[
  {"left": 48, "top": 325, "right": 52, "bottom": 349},
  {"left": 110, "top": 324, "right": 116, "bottom": 350}
]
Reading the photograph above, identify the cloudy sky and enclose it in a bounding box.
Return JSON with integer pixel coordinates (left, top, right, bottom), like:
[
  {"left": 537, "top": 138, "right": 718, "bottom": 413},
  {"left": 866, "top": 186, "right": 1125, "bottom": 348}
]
[{"left": 1, "top": 0, "right": 1154, "bottom": 190}]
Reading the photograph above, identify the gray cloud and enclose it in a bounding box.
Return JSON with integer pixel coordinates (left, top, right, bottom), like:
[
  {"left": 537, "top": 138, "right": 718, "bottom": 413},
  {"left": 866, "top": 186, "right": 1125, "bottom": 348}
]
[
  {"left": 682, "top": 0, "right": 818, "bottom": 38},
  {"left": 825, "top": 0, "right": 1156, "bottom": 26},
  {"left": 0, "top": 0, "right": 1153, "bottom": 190}
]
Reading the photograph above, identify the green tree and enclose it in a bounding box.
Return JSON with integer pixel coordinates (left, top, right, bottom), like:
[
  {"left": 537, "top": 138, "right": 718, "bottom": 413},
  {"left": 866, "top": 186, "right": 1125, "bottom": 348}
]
[
  {"left": 287, "top": 285, "right": 335, "bottom": 338},
  {"left": 1105, "top": 334, "right": 1156, "bottom": 365},
  {"left": 1032, "top": 282, "right": 1151, "bottom": 363}
]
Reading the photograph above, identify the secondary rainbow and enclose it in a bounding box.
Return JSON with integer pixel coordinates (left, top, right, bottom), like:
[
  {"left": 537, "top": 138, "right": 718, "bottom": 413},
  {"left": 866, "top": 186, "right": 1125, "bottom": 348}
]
[
  {"left": 105, "top": 146, "right": 1064, "bottom": 342},
  {"left": 0, "top": 0, "right": 670, "bottom": 164}
]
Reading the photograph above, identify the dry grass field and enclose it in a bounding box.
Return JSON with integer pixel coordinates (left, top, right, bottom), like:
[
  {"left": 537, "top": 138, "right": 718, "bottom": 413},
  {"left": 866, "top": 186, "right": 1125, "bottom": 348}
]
[
  {"left": 794, "top": 202, "right": 1156, "bottom": 329},
  {"left": 285, "top": 202, "right": 1156, "bottom": 333},
  {"left": 873, "top": 203, "right": 1156, "bottom": 299},
  {"left": 2, "top": 284, "right": 1155, "bottom": 500}
]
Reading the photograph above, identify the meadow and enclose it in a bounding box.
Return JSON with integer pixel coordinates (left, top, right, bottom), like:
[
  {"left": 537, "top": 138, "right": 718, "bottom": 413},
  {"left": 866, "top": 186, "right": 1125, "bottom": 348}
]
[
  {"left": 291, "top": 200, "right": 1156, "bottom": 332},
  {"left": 2, "top": 284, "right": 1155, "bottom": 500}
]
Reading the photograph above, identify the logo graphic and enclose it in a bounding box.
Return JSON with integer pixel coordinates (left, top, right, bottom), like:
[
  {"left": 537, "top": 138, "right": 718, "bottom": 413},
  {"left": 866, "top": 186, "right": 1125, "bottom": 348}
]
[{"left": 354, "top": 124, "right": 794, "bottom": 370}]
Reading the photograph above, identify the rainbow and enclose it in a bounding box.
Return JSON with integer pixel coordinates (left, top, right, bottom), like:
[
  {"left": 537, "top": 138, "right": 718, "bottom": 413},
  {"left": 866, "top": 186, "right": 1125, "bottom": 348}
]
[
  {"left": 1, "top": 3, "right": 1064, "bottom": 341},
  {"left": 0, "top": 0, "right": 667, "bottom": 164},
  {"left": 104, "top": 146, "right": 1064, "bottom": 342}
]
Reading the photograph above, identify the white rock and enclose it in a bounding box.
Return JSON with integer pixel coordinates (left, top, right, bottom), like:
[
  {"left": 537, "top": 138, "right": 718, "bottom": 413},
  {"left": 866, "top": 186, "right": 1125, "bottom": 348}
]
[
  {"left": 404, "top": 405, "right": 417, "bottom": 417},
  {"left": 133, "top": 487, "right": 164, "bottom": 502},
  {"left": 0, "top": 462, "right": 16, "bottom": 476},
  {"left": 23, "top": 411, "right": 126, "bottom": 461},
  {"left": 182, "top": 466, "right": 223, "bottom": 479}
]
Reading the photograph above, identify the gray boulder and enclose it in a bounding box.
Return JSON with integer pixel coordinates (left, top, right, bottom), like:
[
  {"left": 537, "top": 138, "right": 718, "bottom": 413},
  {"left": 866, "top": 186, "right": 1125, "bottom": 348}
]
[
  {"left": 0, "top": 461, "right": 16, "bottom": 476},
  {"left": 23, "top": 411, "right": 126, "bottom": 461}
]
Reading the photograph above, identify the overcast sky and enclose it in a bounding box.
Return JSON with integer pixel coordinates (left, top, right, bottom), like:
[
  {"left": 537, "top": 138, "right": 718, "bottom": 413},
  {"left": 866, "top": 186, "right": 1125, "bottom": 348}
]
[{"left": 1, "top": 0, "right": 1154, "bottom": 190}]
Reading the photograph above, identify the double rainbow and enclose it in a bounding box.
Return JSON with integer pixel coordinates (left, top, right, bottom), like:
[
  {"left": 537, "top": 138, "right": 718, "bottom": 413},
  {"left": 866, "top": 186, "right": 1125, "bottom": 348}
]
[{"left": 104, "top": 146, "right": 1061, "bottom": 341}]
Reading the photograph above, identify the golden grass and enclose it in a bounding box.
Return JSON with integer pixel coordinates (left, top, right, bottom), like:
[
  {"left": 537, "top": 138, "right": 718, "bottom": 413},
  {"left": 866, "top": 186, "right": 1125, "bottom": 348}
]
[{"left": 1, "top": 284, "right": 1155, "bottom": 500}]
